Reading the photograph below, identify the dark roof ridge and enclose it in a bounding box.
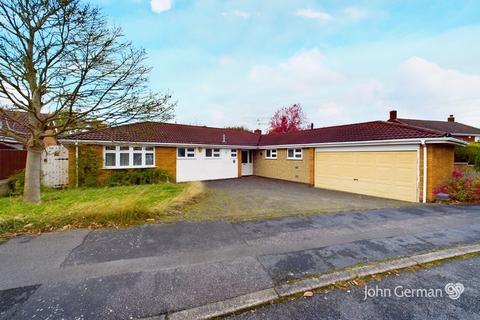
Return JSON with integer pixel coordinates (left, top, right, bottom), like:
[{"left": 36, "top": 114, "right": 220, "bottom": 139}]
[
  {"left": 138, "top": 121, "right": 258, "bottom": 134},
  {"left": 261, "top": 120, "right": 383, "bottom": 136},
  {"left": 397, "top": 117, "right": 480, "bottom": 132},
  {"left": 385, "top": 120, "right": 448, "bottom": 136}
]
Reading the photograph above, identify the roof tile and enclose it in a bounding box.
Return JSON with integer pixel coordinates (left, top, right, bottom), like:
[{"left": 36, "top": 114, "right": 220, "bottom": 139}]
[{"left": 64, "top": 120, "right": 446, "bottom": 146}]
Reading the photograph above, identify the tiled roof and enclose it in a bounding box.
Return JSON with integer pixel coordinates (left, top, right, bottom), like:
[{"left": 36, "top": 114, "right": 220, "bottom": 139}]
[
  {"left": 0, "top": 110, "right": 30, "bottom": 135},
  {"left": 64, "top": 122, "right": 262, "bottom": 146},
  {"left": 395, "top": 118, "right": 480, "bottom": 136},
  {"left": 64, "top": 120, "right": 447, "bottom": 146},
  {"left": 258, "top": 121, "right": 445, "bottom": 146}
]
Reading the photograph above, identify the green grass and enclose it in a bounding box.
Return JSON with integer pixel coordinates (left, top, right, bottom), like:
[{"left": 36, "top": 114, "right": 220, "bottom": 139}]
[{"left": 0, "top": 182, "right": 204, "bottom": 239}]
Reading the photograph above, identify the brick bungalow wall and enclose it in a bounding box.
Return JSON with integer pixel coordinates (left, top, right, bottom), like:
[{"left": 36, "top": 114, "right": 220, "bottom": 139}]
[
  {"left": 155, "top": 147, "right": 177, "bottom": 181},
  {"left": 67, "top": 145, "right": 177, "bottom": 186},
  {"left": 253, "top": 148, "right": 313, "bottom": 184},
  {"left": 419, "top": 144, "right": 455, "bottom": 202}
]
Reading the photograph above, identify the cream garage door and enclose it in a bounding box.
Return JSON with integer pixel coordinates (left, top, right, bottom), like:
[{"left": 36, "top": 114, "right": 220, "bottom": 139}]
[{"left": 315, "top": 151, "right": 418, "bottom": 202}]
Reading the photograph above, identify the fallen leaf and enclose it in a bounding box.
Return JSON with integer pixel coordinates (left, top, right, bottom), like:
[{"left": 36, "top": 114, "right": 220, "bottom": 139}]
[
  {"left": 303, "top": 291, "right": 314, "bottom": 297},
  {"left": 146, "top": 218, "right": 155, "bottom": 222}
]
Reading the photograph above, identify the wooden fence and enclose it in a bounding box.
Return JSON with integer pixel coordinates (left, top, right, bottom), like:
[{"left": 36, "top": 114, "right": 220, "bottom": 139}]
[{"left": 0, "top": 149, "right": 27, "bottom": 180}]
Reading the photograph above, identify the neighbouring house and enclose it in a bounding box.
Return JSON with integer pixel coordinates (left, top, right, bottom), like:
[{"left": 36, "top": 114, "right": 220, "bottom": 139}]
[
  {"left": 388, "top": 110, "right": 480, "bottom": 143},
  {"left": 0, "top": 110, "right": 66, "bottom": 186},
  {"left": 61, "top": 116, "right": 466, "bottom": 203}
]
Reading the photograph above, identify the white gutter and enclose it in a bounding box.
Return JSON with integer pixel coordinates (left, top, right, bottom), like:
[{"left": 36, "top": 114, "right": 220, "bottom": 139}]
[
  {"left": 59, "top": 137, "right": 467, "bottom": 149},
  {"left": 421, "top": 139, "right": 427, "bottom": 204}
]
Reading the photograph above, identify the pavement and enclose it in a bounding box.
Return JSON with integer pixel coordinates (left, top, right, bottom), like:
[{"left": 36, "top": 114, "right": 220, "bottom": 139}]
[
  {"left": 1, "top": 204, "right": 480, "bottom": 319},
  {"left": 227, "top": 255, "right": 480, "bottom": 320}
]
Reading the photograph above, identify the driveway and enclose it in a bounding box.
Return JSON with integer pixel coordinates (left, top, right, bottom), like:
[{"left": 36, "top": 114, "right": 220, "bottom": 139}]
[{"left": 183, "top": 176, "right": 414, "bottom": 221}]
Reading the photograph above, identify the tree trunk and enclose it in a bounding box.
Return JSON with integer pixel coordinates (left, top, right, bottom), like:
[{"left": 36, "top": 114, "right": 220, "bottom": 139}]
[{"left": 23, "top": 147, "right": 42, "bottom": 204}]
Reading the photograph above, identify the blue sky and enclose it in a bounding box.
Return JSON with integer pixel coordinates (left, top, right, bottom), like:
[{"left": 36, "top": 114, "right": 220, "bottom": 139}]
[{"left": 92, "top": 0, "right": 480, "bottom": 130}]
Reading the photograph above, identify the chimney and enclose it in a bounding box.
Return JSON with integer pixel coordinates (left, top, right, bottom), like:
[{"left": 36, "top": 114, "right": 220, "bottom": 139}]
[
  {"left": 222, "top": 133, "right": 227, "bottom": 143},
  {"left": 389, "top": 110, "right": 397, "bottom": 121},
  {"left": 310, "top": 123, "right": 314, "bottom": 130},
  {"left": 254, "top": 129, "right": 262, "bottom": 135},
  {"left": 448, "top": 115, "right": 455, "bottom": 122}
]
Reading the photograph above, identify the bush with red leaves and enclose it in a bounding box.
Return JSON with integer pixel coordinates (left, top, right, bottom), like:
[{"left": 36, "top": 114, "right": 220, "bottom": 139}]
[{"left": 434, "top": 170, "right": 480, "bottom": 202}]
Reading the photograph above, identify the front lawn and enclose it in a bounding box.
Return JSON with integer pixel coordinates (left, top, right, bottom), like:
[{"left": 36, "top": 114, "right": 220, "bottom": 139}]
[{"left": 0, "top": 182, "right": 203, "bottom": 239}]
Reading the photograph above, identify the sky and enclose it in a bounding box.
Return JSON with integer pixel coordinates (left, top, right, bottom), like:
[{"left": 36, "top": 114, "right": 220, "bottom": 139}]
[{"left": 91, "top": 0, "right": 480, "bottom": 131}]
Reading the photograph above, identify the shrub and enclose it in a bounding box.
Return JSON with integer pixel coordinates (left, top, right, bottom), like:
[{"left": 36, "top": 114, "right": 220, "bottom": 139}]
[
  {"left": 434, "top": 170, "right": 480, "bottom": 202},
  {"left": 475, "top": 153, "right": 480, "bottom": 172},
  {"left": 8, "top": 170, "right": 25, "bottom": 195},
  {"left": 454, "top": 143, "right": 480, "bottom": 164},
  {"left": 106, "top": 168, "right": 171, "bottom": 187},
  {"left": 78, "top": 146, "right": 101, "bottom": 187}
]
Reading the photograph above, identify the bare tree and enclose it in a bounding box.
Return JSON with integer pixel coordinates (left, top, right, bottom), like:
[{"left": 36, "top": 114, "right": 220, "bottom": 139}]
[{"left": 0, "top": 0, "right": 175, "bottom": 203}]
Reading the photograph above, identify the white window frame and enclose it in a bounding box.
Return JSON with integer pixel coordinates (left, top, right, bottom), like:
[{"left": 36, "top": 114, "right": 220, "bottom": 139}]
[
  {"left": 177, "top": 147, "right": 196, "bottom": 159},
  {"left": 287, "top": 148, "right": 303, "bottom": 160},
  {"left": 265, "top": 149, "right": 277, "bottom": 159},
  {"left": 103, "top": 146, "right": 155, "bottom": 169},
  {"left": 205, "top": 148, "right": 221, "bottom": 158}
]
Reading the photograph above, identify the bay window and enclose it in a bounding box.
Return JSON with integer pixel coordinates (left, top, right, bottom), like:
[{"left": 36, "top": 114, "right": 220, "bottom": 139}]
[{"left": 104, "top": 146, "right": 155, "bottom": 168}]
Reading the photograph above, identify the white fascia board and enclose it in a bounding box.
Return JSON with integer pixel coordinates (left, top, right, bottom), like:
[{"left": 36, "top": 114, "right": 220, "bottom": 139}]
[
  {"left": 0, "top": 136, "right": 20, "bottom": 143},
  {"left": 58, "top": 139, "right": 258, "bottom": 149}
]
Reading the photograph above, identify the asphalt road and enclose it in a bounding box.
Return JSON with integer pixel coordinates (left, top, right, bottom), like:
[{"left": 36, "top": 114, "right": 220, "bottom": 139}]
[
  {"left": 228, "top": 255, "right": 480, "bottom": 320},
  {"left": 1, "top": 204, "right": 480, "bottom": 319}
]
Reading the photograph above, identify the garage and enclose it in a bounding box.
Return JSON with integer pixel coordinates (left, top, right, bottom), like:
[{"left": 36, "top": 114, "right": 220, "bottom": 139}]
[{"left": 315, "top": 148, "right": 418, "bottom": 202}]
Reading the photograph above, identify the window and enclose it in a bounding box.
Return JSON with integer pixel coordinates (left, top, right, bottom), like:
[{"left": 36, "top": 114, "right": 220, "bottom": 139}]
[
  {"left": 287, "top": 148, "right": 302, "bottom": 160},
  {"left": 231, "top": 149, "right": 237, "bottom": 158},
  {"left": 206, "top": 148, "right": 221, "bottom": 158},
  {"left": 105, "top": 153, "right": 116, "bottom": 166},
  {"left": 265, "top": 149, "right": 277, "bottom": 159},
  {"left": 104, "top": 146, "right": 155, "bottom": 168},
  {"left": 178, "top": 147, "right": 195, "bottom": 158}
]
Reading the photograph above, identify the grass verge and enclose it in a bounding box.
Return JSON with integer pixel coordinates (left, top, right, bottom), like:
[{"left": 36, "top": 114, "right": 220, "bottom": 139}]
[{"left": 0, "top": 182, "right": 204, "bottom": 239}]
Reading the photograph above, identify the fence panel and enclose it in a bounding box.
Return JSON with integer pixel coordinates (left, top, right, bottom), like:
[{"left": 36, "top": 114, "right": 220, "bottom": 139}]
[{"left": 0, "top": 149, "right": 27, "bottom": 180}]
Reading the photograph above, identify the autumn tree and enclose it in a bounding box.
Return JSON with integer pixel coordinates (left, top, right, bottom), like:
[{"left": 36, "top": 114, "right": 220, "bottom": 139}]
[
  {"left": 0, "top": 0, "right": 175, "bottom": 203},
  {"left": 268, "top": 104, "right": 307, "bottom": 133}
]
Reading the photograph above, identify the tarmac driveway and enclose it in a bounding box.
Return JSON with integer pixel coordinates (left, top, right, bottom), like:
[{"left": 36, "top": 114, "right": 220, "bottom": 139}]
[{"left": 183, "top": 176, "right": 414, "bottom": 221}]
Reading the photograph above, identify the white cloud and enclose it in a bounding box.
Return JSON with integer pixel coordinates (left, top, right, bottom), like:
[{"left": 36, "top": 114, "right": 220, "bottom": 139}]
[
  {"left": 343, "top": 6, "right": 368, "bottom": 21},
  {"left": 250, "top": 49, "right": 343, "bottom": 96},
  {"left": 150, "top": 0, "right": 172, "bottom": 13},
  {"left": 389, "top": 56, "right": 480, "bottom": 123},
  {"left": 295, "top": 9, "right": 333, "bottom": 22},
  {"left": 221, "top": 10, "right": 253, "bottom": 19}
]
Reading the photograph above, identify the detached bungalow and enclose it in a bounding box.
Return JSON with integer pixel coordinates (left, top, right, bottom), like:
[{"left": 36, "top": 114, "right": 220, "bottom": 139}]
[
  {"left": 388, "top": 110, "right": 480, "bottom": 143},
  {"left": 61, "top": 117, "right": 466, "bottom": 203}
]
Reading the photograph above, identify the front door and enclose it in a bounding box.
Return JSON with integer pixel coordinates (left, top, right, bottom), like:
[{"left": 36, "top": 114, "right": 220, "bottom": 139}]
[{"left": 241, "top": 150, "right": 253, "bottom": 176}]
